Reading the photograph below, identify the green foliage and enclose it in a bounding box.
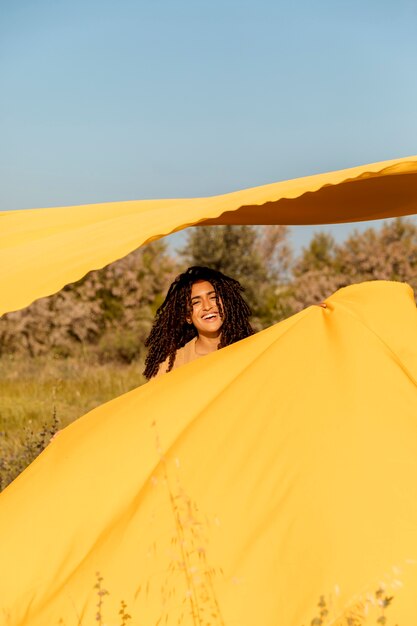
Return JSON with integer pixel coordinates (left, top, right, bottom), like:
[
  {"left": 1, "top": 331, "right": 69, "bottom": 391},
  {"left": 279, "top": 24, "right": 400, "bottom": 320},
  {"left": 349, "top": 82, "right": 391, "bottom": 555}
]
[
  {"left": 295, "top": 232, "right": 338, "bottom": 275},
  {"left": 289, "top": 218, "right": 417, "bottom": 312},
  {"left": 0, "top": 408, "right": 60, "bottom": 491},
  {"left": 180, "top": 225, "right": 292, "bottom": 328},
  {"left": 181, "top": 225, "right": 262, "bottom": 276}
]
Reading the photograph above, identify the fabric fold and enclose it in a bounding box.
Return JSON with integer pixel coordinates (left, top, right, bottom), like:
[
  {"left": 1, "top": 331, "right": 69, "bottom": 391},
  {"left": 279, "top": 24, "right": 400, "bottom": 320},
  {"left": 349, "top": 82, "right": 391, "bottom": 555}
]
[
  {"left": 1, "top": 281, "right": 417, "bottom": 626},
  {"left": 1, "top": 155, "right": 417, "bottom": 317}
]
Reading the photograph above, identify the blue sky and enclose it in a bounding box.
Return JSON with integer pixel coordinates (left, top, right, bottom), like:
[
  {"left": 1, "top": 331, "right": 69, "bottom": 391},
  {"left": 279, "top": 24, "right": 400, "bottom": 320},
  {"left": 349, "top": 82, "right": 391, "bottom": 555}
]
[{"left": 1, "top": 0, "right": 416, "bottom": 252}]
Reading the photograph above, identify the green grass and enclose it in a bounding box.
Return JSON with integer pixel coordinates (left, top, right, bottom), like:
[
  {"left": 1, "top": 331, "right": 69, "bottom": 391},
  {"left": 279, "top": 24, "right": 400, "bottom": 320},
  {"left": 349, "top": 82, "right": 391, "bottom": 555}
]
[{"left": 0, "top": 354, "right": 146, "bottom": 489}]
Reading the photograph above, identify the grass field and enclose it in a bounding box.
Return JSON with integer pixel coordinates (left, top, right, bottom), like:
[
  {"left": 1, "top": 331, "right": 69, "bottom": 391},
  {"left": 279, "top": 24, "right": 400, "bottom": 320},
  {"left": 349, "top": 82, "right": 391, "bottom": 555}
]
[{"left": 0, "top": 354, "right": 146, "bottom": 489}]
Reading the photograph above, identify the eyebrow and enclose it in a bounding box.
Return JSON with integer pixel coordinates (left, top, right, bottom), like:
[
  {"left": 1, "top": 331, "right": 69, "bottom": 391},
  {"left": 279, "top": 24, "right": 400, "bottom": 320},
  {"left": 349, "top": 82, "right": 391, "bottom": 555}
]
[{"left": 190, "top": 290, "right": 216, "bottom": 302}]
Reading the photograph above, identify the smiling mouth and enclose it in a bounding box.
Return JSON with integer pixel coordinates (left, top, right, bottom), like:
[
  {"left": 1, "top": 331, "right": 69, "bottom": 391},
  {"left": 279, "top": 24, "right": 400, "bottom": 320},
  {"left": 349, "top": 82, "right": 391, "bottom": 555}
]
[{"left": 201, "top": 312, "right": 218, "bottom": 321}]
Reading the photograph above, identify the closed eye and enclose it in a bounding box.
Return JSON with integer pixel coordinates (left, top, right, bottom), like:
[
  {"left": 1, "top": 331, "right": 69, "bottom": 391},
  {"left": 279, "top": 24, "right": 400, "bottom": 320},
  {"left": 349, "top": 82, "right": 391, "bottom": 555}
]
[{"left": 191, "top": 291, "right": 217, "bottom": 306}]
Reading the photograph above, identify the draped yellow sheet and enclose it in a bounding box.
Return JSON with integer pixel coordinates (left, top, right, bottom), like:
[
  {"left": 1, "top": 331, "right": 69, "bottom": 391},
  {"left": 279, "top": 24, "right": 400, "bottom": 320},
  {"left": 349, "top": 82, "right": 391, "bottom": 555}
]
[
  {"left": 1, "top": 281, "right": 417, "bottom": 626},
  {"left": 1, "top": 158, "right": 417, "bottom": 626},
  {"left": 1, "top": 155, "right": 417, "bottom": 317}
]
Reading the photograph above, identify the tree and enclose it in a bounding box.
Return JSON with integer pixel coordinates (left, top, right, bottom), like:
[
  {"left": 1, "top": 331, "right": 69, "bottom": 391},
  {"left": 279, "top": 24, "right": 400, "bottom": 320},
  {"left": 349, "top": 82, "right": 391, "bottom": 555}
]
[
  {"left": 179, "top": 225, "right": 293, "bottom": 328},
  {"left": 294, "top": 232, "right": 338, "bottom": 275},
  {"left": 289, "top": 218, "right": 417, "bottom": 312},
  {"left": 288, "top": 232, "right": 344, "bottom": 313},
  {"left": 336, "top": 218, "right": 417, "bottom": 287}
]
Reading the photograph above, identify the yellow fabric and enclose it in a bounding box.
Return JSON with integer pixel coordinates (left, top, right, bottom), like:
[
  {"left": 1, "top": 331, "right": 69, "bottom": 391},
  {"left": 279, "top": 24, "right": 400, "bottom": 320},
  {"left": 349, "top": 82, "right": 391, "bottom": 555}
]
[
  {"left": 1, "top": 281, "right": 417, "bottom": 625},
  {"left": 1, "top": 155, "right": 417, "bottom": 317},
  {"left": 1, "top": 157, "right": 417, "bottom": 625}
]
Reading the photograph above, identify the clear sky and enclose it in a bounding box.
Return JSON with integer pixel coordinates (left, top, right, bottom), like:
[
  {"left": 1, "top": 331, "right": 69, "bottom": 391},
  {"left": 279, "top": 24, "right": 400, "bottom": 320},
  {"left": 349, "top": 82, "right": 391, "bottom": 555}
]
[{"left": 1, "top": 0, "right": 416, "bottom": 251}]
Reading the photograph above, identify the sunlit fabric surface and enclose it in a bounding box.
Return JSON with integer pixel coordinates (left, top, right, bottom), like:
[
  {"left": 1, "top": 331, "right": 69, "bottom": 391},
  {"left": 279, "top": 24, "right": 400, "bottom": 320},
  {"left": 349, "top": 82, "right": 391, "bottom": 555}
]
[
  {"left": 1, "top": 158, "right": 417, "bottom": 625},
  {"left": 1, "top": 282, "right": 417, "bottom": 625},
  {"left": 1, "top": 155, "right": 417, "bottom": 317}
]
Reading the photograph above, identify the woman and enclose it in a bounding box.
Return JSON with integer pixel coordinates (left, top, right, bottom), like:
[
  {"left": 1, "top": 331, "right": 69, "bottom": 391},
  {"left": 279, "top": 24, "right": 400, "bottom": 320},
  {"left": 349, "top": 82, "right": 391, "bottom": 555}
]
[{"left": 143, "top": 266, "right": 254, "bottom": 379}]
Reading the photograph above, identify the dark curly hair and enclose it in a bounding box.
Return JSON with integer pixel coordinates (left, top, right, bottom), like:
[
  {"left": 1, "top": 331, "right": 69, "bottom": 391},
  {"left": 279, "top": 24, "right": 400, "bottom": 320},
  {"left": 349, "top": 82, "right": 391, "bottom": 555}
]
[{"left": 143, "top": 266, "right": 254, "bottom": 379}]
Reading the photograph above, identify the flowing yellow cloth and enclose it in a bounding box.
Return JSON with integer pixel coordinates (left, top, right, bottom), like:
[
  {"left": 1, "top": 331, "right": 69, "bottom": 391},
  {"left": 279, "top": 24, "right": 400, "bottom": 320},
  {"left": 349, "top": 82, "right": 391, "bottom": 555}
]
[
  {"left": 1, "top": 155, "right": 417, "bottom": 317},
  {"left": 1, "top": 281, "right": 417, "bottom": 625},
  {"left": 1, "top": 157, "right": 417, "bottom": 625}
]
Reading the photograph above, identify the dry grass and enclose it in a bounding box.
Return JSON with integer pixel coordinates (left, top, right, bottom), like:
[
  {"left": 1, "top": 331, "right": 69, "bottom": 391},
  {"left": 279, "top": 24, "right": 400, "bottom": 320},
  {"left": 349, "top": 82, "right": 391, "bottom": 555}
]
[{"left": 0, "top": 354, "right": 145, "bottom": 488}]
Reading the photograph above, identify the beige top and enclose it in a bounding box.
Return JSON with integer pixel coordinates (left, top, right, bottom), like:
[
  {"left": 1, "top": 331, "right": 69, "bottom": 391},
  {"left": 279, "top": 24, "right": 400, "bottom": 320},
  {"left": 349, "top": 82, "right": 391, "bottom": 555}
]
[{"left": 155, "top": 338, "right": 202, "bottom": 378}]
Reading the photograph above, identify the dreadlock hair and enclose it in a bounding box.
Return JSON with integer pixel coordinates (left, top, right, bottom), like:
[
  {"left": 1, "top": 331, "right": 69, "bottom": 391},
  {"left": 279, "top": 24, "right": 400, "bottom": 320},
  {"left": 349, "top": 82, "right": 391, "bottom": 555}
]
[{"left": 143, "top": 266, "right": 254, "bottom": 379}]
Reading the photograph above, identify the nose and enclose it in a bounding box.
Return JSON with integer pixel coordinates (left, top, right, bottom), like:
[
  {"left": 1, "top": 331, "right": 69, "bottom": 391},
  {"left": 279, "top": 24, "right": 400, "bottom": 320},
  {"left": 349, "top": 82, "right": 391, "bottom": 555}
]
[{"left": 201, "top": 296, "right": 213, "bottom": 310}]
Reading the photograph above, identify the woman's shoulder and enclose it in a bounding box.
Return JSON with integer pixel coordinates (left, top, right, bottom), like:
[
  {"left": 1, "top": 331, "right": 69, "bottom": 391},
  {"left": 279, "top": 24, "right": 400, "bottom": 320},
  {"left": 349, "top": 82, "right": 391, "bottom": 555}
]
[
  {"left": 155, "top": 338, "right": 197, "bottom": 378},
  {"left": 173, "top": 337, "right": 197, "bottom": 366}
]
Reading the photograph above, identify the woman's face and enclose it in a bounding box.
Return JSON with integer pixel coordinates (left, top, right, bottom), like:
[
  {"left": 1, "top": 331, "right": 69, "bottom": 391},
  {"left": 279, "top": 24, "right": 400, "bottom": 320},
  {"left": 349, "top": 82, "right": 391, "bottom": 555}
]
[{"left": 188, "top": 280, "right": 223, "bottom": 336}]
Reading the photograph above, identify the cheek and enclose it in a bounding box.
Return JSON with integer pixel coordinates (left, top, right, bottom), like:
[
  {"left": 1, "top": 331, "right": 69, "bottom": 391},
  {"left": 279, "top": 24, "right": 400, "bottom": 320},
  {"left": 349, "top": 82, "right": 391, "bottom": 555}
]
[{"left": 189, "top": 308, "right": 199, "bottom": 324}]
